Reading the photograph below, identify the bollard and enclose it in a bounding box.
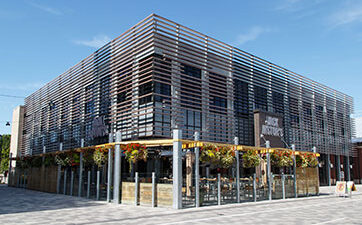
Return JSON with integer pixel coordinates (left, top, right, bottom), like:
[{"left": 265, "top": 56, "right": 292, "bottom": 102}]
[
  {"left": 96, "top": 170, "right": 100, "bottom": 200},
  {"left": 195, "top": 131, "right": 200, "bottom": 207},
  {"left": 218, "top": 173, "right": 221, "bottom": 206},
  {"left": 87, "top": 170, "right": 91, "bottom": 198},
  {"left": 253, "top": 173, "right": 257, "bottom": 202},
  {"left": 19, "top": 173, "right": 22, "bottom": 188},
  {"left": 135, "top": 172, "right": 139, "bottom": 206},
  {"left": 23, "top": 172, "right": 28, "bottom": 188},
  {"left": 107, "top": 149, "right": 113, "bottom": 202},
  {"left": 292, "top": 144, "right": 297, "bottom": 198},
  {"left": 57, "top": 165, "right": 61, "bottom": 194},
  {"left": 266, "top": 141, "right": 272, "bottom": 201},
  {"left": 63, "top": 168, "right": 67, "bottom": 195},
  {"left": 78, "top": 152, "right": 83, "bottom": 197},
  {"left": 152, "top": 172, "right": 156, "bottom": 207},
  {"left": 17, "top": 172, "right": 20, "bottom": 188},
  {"left": 8, "top": 153, "right": 12, "bottom": 186},
  {"left": 206, "top": 167, "right": 210, "bottom": 201},
  {"left": 234, "top": 137, "right": 240, "bottom": 204},
  {"left": 70, "top": 170, "right": 74, "bottom": 196},
  {"left": 113, "top": 131, "right": 122, "bottom": 204},
  {"left": 282, "top": 173, "right": 285, "bottom": 200},
  {"left": 106, "top": 133, "right": 113, "bottom": 202}
]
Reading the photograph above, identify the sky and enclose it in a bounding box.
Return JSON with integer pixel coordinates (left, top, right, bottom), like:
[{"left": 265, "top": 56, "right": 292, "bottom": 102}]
[{"left": 1, "top": 0, "right": 362, "bottom": 135}]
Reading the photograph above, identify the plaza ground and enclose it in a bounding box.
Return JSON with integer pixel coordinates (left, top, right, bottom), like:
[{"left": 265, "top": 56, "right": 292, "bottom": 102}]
[{"left": 0, "top": 184, "right": 361, "bottom": 225}]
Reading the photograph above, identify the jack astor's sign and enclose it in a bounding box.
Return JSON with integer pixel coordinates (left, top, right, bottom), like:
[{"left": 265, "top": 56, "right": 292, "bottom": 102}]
[
  {"left": 262, "top": 116, "right": 284, "bottom": 138},
  {"left": 254, "top": 111, "right": 284, "bottom": 148},
  {"left": 88, "top": 116, "right": 109, "bottom": 140}
]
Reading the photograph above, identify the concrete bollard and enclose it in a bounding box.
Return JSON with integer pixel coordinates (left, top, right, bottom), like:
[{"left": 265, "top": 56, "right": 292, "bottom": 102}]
[
  {"left": 194, "top": 131, "right": 200, "bottom": 208},
  {"left": 135, "top": 172, "right": 139, "bottom": 206},
  {"left": 218, "top": 173, "right": 221, "bottom": 206},
  {"left": 282, "top": 173, "right": 285, "bottom": 200},
  {"left": 87, "top": 170, "right": 91, "bottom": 199},
  {"left": 56, "top": 165, "right": 61, "bottom": 194},
  {"left": 253, "top": 173, "right": 257, "bottom": 202},
  {"left": 96, "top": 170, "right": 100, "bottom": 200},
  {"left": 70, "top": 170, "right": 74, "bottom": 196},
  {"left": 152, "top": 172, "right": 156, "bottom": 208},
  {"left": 63, "top": 168, "right": 67, "bottom": 195}
]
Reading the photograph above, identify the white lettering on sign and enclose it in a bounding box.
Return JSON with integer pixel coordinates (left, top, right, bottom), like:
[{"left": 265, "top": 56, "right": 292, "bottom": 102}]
[
  {"left": 261, "top": 116, "right": 284, "bottom": 137},
  {"left": 88, "top": 116, "right": 108, "bottom": 139}
]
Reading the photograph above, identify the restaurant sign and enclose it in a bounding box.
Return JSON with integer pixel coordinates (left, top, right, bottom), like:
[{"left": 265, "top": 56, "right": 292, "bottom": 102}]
[
  {"left": 254, "top": 110, "right": 284, "bottom": 148},
  {"left": 88, "top": 116, "right": 109, "bottom": 140}
]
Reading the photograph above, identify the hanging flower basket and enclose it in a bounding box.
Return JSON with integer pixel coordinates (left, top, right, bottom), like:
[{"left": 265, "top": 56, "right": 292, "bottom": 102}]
[
  {"left": 122, "top": 143, "right": 148, "bottom": 164},
  {"left": 17, "top": 156, "right": 31, "bottom": 169},
  {"left": 200, "top": 144, "right": 218, "bottom": 165},
  {"left": 55, "top": 152, "right": 71, "bottom": 166},
  {"left": 200, "top": 144, "right": 235, "bottom": 168},
  {"left": 219, "top": 146, "right": 235, "bottom": 168},
  {"left": 296, "top": 152, "right": 318, "bottom": 168},
  {"left": 271, "top": 150, "right": 293, "bottom": 167},
  {"left": 306, "top": 153, "right": 318, "bottom": 168},
  {"left": 44, "top": 155, "right": 56, "bottom": 167},
  {"left": 296, "top": 153, "right": 308, "bottom": 168},
  {"left": 31, "top": 156, "right": 43, "bottom": 168},
  {"left": 93, "top": 147, "right": 108, "bottom": 167},
  {"left": 81, "top": 148, "right": 95, "bottom": 168},
  {"left": 242, "top": 150, "right": 261, "bottom": 168}
]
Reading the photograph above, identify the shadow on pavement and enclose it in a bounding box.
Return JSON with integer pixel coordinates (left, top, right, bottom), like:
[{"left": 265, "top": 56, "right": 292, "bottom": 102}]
[{"left": 0, "top": 184, "right": 105, "bottom": 215}]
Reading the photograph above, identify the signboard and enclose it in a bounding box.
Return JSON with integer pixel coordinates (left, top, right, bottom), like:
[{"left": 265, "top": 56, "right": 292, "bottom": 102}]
[
  {"left": 254, "top": 110, "right": 284, "bottom": 148},
  {"left": 335, "top": 181, "right": 346, "bottom": 195},
  {"left": 347, "top": 181, "right": 356, "bottom": 192},
  {"left": 87, "top": 116, "right": 109, "bottom": 140}
]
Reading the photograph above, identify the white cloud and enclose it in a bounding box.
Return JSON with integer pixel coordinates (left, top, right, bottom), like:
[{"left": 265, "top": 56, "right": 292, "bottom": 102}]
[
  {"left": 236, "top": 26, "right": 273, "bottom": 46},
  {"left": 275, "top": 0, "right": 325, "bottom": 12},
  {"left": 329, "top": 4, "right": 362, "bottom": 27},
  {"left": 28, "top": 2, "right": 63, "bottom": 15},
  {"left": 74, "top": 35, "right": 111, "bottom": 48},
  {"left": 275, "top": 0, "right": 302, "bottom": 11}
]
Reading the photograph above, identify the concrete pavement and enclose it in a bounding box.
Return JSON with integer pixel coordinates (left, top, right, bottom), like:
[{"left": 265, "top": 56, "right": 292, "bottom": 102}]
[{"left": 1, "top": 184, "right": 362, "bottom": 224}]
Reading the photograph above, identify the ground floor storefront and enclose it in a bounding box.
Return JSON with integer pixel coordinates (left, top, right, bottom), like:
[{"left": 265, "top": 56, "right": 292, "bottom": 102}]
[
  {"left": 8, "top": 130, "right": 321, "bottom": 209},
  {"left": 318, "top": 153, "right": 354, "bottom": 186}
]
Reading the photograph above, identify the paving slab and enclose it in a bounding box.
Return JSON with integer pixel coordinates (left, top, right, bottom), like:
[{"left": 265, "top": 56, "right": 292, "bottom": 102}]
[{"left": 1, "top": 184, "right": 362, "bottom": 224}]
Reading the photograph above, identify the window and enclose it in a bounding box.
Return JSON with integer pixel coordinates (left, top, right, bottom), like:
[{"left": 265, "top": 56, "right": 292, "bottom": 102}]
[
  {"left": 254, "top": 86, "right": 267, "bottom": 111},
  {"left": 154, "top": 82, "right": 171, "bottom": 102},
  {"left": 211, "top": 96, "right": 227, "bottom": 108},
  {"left": 139, "top": 82, "right": 153, "bottom": 105},
  {"left": 181, "top": 64, "right": 201, "bottom": 79}
]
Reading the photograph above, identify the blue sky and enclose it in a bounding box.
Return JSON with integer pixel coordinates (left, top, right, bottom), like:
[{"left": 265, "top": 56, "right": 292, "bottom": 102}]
[{"left": 1, "top": 0, "right": 362, "bottom": 134}]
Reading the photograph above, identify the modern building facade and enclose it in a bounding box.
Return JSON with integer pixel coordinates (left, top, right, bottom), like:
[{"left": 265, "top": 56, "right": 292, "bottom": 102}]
[{"left": 16, "top": 14, "right": 354, "bottom": 185}]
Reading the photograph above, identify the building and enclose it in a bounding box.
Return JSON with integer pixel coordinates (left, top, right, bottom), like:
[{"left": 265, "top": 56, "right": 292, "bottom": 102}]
[
  {"left": 13, "top": 14, "right": 354, "bottom": 186},
  {"left": 10, "top": 106, "right": 24, "bottom": 165}
]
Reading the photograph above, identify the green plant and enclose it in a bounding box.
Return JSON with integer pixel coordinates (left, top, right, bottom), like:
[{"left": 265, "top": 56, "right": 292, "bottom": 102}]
[
  {"left": 82, "top": 149, "right": 94, "bottom": 168},
  {"left": 271, "top": 150, "right": 293, "bottom": 167},
  {"left": 296, "top": 154, "right": 308, "bottom": 168},
  {"left": 200, "top": 145, "right": 235, "bottom": 168},
  {"left": 55, "top": 152, "right": 71, "bottom": 166},
  {"left": 44, "top": 155, "right": 55, "bottom": 167},
  {"left": 31, "top": 156, "right": 43, "bottom": 168},
  {"left": 123, "top": 143, "right": 147, "bottom": 164},
  {"left": 242, "top": 150, "right": 261, "bottom": 168},
  {"left": 93, "top": 148, "right": 107, "bottom": 167}
]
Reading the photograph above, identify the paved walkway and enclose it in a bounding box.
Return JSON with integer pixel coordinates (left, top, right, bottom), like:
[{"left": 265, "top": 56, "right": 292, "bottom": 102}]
[{"left": 1, "top": 184, "right": 362, "bottom": 224}]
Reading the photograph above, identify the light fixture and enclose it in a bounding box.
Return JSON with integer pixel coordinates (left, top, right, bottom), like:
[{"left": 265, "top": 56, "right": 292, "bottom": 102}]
[{"left": 330, "top": 164, "right": 334, "bottom": 168}]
